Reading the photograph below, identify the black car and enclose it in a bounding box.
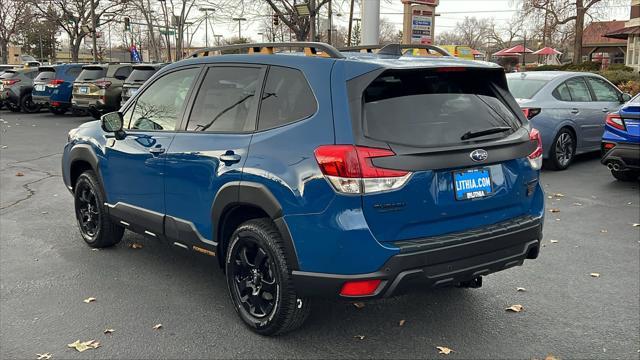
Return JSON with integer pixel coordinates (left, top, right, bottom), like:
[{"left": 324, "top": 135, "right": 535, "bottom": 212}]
[{"left": 121, "top": 63, "right": 167, "bottom": 106}]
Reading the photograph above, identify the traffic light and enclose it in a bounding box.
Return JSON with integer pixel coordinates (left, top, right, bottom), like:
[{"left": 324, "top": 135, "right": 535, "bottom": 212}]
[
  {"left": 124, "top": 17, "right": 130, "bottom": 31},
  {"left": 273, "top": 15, "right": 279, "bottom": 26}
]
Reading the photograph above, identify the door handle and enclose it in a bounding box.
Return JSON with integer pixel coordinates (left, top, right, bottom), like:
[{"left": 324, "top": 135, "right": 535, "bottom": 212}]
[
  {"left": 220, "top": 151, "right": 241, "bottom": 164},
  {"left": 570, "top": 108, "right": 579, "bottom": 114},
  {"left": 149, "top": 147, "right": 166, "bottom": 155}
]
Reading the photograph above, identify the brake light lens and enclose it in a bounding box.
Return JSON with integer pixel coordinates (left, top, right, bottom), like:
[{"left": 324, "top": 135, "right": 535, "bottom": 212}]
[
  {"left": 95, "top": 80, "right": 112, "bottom": 89},
  {"left": 605, "top": 114, "right": 625, "bottom": 131},
  {"left": 2, "top": 79, "right": 20, "bottom": 86},
  {"left": 528, "top": 128, "right": 543, "bottom": 170},
  {"left": 340, "top": 279, "right": 382, "bottom": 297},
  {"left": 47, "top": 79, "right": 64, "bottom": 88},
  {"left": 436, "top": 67, "right": 466, "bottom": 73},
  {"left": 314, "top": 145, "right": 412, "bottom": 194},
  {"left": 522, "top": 107, "right": 541, "bottom": 120}
]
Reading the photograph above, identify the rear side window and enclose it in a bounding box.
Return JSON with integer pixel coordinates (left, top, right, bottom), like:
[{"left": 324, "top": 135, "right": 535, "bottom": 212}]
[
  {"left": 506, "top": 78, "right": 549, "bottom": 99},
  {"left": 35, "top": 69, "right": 56, "bottom": 82},
  {"left": 565, "top": 77, "right": 592, "bottom": 102},
  {"left": 1, "top": 71, "right": 17, "bottom": 79},
  {"left": 552, "top": 83, "right": 572, "bottom": 101},
  {"left": 114, "top": 66, "right": 132, "bottom": 79},
  {"left": 66, "top": 67, "right": 82, "bottom": 78},
  {"left": 187, "top": 67, "right": 262, "bottom": 132},
  {"left": 362, "top": 69, "right": 521, "bottom": 148},
  {"left": 257, "top": 66, "right": 317, "bottom": 130},
  {"left": 127, "top": 68, "right": 156, "bottom": 83},
  {"left": 77, "top": 68, "right": 106, "bottom": 81},
  {"left": 586, "top": 77, "right": 619, "bottom": 102}
]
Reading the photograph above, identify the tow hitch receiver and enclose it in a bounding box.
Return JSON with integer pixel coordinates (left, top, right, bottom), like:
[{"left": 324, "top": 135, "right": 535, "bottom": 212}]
[{"left": 456, "top": 276, "right": 483, "bottom": 289}]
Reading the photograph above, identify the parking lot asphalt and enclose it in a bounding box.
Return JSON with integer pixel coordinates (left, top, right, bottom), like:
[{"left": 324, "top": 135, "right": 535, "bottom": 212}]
[{"left": 1, "top": 110, "right": 639, "bottom": 359}]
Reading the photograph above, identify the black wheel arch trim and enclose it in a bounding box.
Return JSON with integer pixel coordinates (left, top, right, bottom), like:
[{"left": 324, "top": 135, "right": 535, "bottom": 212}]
[
  {"left": 67, "top": 144, "right": 101, "bottom": 191},
  {"left": 212, "top": 181, "right": 299, "bottom": 270}
]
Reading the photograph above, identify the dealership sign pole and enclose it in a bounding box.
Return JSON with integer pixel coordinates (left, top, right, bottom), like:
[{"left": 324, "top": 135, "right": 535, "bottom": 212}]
[{"left": 402, "top": 0, "right": 439, "bottom": 45}]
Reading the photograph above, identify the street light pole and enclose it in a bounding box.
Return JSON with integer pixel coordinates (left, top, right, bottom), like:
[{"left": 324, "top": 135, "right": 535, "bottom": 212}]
[
  {"left": 232, "top": 17, "right": 246, "bottom": 40},
  {"left": 90, "top": 0, "right": 98, "bottom": 62},
  {"left": 158, "top": 0, "right": 171, "bottom": 62},
  {"left": 199, "top": 8, "right": 215, "bottom": 47}
]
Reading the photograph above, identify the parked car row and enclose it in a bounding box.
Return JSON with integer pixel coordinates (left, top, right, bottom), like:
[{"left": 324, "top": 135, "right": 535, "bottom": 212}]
[{"left": 1, "top": 62, "right": 166, "bottom": 118}]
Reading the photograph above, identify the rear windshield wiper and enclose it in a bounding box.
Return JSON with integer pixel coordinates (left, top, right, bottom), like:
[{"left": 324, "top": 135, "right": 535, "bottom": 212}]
[{"left": 461, "top": 126, "right": 512, "bottom": 141}]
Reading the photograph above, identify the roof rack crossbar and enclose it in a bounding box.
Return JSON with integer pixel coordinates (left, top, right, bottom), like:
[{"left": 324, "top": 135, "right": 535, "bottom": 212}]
[
  {"left": 337, "top": 45, "right": 384, "bottom": 53},
  {"left": 189, "top": 42, "right": 345, "bottom": 59},
  {"left": 377, "top": 44, "right": 452, "bottom": 57}
]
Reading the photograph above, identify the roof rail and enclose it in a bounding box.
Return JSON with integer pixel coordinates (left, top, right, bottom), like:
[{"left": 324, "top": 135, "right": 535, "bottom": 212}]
[
  {"left": 378, "top": 44, "right": 452, "bottom": 57},
  {"left": 189, "top": 42, "right": 345, "bottom": 59},
  {"left": 338, "top": 45, "right": 384, "bottom": 53}
]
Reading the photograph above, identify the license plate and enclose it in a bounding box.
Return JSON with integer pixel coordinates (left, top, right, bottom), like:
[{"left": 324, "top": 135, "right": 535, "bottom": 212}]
[
  {"left": 453, "top": 168, "right": 493, "bottom": 200},
  {"left": 79, "top": 86, "right": 88, "bottom": 94},
  {"left": 35, "top": 84, "right": 45, "bottom": 91}
]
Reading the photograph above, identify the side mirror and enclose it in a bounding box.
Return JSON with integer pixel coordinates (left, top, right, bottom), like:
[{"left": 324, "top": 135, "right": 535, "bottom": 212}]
[
  {"left": 101, "top": 111, "right": 123, "bottom": 132},
  {"left": 621, "top": 93, "right": 632, "bottom": 103}
]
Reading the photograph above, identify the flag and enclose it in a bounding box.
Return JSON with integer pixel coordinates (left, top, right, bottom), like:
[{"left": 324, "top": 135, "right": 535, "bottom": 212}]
[{"left": 130, "top": 45, "right": 142, "bottom": 63}]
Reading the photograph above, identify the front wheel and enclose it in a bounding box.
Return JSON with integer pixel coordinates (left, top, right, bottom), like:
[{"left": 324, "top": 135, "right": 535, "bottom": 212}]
[
  {"left": 74, "top": 170, "right": 124, "bottom": 247},
  {"left": 88, "top": 109, "right": 102, "bottom": 120},
  {"left": 225, "top": 219, "right": 311, "bottom": 336},
  {"left": 611, "top": 169, "right": 640, "bottom": 182},
  {"left": 545, "top": 129, "right": 575, "bottom": 171}
]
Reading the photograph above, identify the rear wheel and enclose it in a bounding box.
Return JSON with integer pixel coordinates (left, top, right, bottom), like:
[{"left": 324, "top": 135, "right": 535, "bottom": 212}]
[
  {"left": 74, "top": 170, "right": 124, "bottom": 248},
  {"left": 225, "top": 219, "right": 311, "bottom": 336},
  {"left": 20, "top": 95, "right": 41, "bottom": 113},
  {"left": 611, "top": 170, "right": 640, "bottom": 182},
  {"left": 545, "top": 129, "right": 575, "bottom": 171}
]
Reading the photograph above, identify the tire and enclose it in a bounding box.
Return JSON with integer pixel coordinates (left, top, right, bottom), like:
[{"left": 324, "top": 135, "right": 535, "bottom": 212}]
[
  {"left": 225, "top": 218, "right": 311, "bottom": 336},
  {"left": 611, "top": 169, "right": 640, "bottom": 182},
  {"left": 74, "top": 170, "right": 124, "bottom": 248},
  {"left": 50, "top": 107, "right": 68, "bottom": 115},
  {"left": 20, "top": 94, "right": 41, "bottom": 113},
  {"left": 545, "top": 128, "right": 576, "bottom": 171},
  {"left": 8, "top": 103, "right": 20, "bottom": 112}
]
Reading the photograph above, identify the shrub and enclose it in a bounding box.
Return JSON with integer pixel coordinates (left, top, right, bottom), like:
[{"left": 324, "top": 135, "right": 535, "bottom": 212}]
[
  {"left": 606, "top": 64, "right": 634, "bottom": 72},
  {"left": 528, "top": 64, "right": 563, "bottom": 71},
  {"left": 562, "top": 61, "right": 601, "bottom": 72},
  {"left": 617, "top": 80, "right": 640, "bottom": 96},
  {"left": 599, "top": 70, "right": 640, "bottom": 86}
]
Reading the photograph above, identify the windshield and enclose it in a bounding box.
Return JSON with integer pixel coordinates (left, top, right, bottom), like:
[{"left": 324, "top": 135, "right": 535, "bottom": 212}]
[
  {"left": 126, "top": 68, "right": 156, "bottom": 83},
  {"left": 506, "top": 78, "right": 549, "bottom": 99},
  {"left": 76, "top": 68, "right": 106, "bottom": 81},
  {"left": 362, "top": 69, "right": 521, "bottom": 148}
]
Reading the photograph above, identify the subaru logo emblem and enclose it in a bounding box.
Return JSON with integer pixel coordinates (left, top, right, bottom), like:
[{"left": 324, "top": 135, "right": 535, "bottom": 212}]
[{"left": 470, "top": 149, "right": 488, "bottom": 162}]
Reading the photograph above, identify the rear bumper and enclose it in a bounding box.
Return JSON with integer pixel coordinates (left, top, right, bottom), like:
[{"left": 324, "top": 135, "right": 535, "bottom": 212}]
[
  {"left": 72, "top": 96, "right": 106, "bottom": 110},
  {"left": 292, "top": 215, "right": 543, "bottom": 299},
  {"left": 601, "top": 142, "right": 640, "bottom": 170},
  {"left": 32, "top": 94, "right": 50, "bottom": 105}
]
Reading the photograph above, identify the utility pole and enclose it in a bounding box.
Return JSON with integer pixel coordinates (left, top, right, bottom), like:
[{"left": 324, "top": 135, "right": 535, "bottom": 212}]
[
  {"left": 361, "top": 0, "right": 380, "bottom": 45},
  {"left": 200, "top": 8, "right": 215, "bottom": 47},
  {"left": 309, "top": 0, "right": 316, "bottom": 41},
  {"left": 232, "top": 17, "right": 246, "bottom": 40},
  {"left": 90, "top": 0, "right": 98, "bottom": 62},
  {"left": 347, "top": 0, "right": 355, "bottom": 46},
  {"left": 327, "top": 0, "right": 332, "bottom": 45},
  {"left": 214, "top": 34, "right": 222, "bottom": 46}
]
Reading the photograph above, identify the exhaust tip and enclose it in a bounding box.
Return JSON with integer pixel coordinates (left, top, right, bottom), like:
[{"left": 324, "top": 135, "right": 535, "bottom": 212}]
[{"left": 607, "top": 163, "right": 615, "bottom": 170}]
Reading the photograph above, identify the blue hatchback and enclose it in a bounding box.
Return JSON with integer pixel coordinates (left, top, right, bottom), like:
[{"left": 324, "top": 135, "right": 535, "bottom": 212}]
[
  {"left": 601, "top": 93, "right": 640, "bottom": 181},
  {"left": 62, "top": 43, "right": 545, "bottom": 335},
  {"left": 32, "top": 64, "right": 84, "bottom": 115}
]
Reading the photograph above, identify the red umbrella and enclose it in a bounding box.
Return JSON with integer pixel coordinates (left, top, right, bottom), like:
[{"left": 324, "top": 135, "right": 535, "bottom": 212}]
[
  {"left": 532, "top": 47, "right": 562, "bottom": 55},
  {"left": 493, "top": 44, "right": 534, "bottom": 57}
]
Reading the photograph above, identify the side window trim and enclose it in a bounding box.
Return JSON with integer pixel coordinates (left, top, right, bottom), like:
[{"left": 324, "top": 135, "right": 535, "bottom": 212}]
[
  {"left": 255, "top": 65, "right": 319, "bottom": 132},
  {"left": 122, "top": 65, "right": 204, "bottom": 132},
  {"left": 566, "top": 76, "right": 593, "bottom": 102},
  {"left": 584, "top": 76, "right": 620, "bottom": 102},
  {"left": 180, "top": 63, "right": 267, "bottom": 133}
]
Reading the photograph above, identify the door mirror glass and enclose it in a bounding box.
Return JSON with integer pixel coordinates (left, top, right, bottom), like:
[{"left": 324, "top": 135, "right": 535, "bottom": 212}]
[
  {"left": 101, "top": 111, "right": 124, "bottom": 132},
  {"left": 621, "top": 93, "right": 632, "bottom": 103}
]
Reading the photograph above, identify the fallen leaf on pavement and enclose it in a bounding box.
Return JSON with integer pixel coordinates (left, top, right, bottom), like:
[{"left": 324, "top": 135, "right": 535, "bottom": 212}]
[
  {"left": 590, "top": 273, "right": 600, "bottom": 278},
  {"left": 36, "top": 353, "right": 52, "bottom": 360},
  {"left": 352, "top": 302, "right": 365, "bottom": 309},
  {"left": 600, "top": 229, "right": 608, "bottom": 233},
  {"left": 544, "top": 355, "right": 559, "bottom": 360},
  {"left": 552, "top": 193, "right": 565, "bottom": 198},
  {"left": 549, "top": 240, "right": 559, "bottom": 243},
  {"left": 516, "top": 287, "right": 527, "bottom": 292},
  {"left": 573, "top": 202, "right": 583, "bottom": 206},
  {"left": 104, "top": 329, "right": 115, "bottom": 334},
  {"left": 505, "top": 304, "right": 524, "bottom": 312},
  {"left": 129, "top": 243, "right": 143, "bottom": 249},
  {"left": 16, "top": 172, "right": 24, "bottom": 177},
  {"left": 353, "top": 335, "right": 365, "bottom": 340},
  {"left": 549, "top": 208, "right": 560, "bottom": 213},
  {"left": 547, "top": 195, "right": 553, "bottom": 199},
  {"left": 153, "top": 323, "right": 162, "bottom": 330},
  {"left": 67, "top": 340, "right": 100, "bottom": 352},
  {"left": 633, "top": 223, "right": 640, "bottom": 227},
  {"left": 436, "top": 346, "right": 454, "bottom": 355},
  {"left": 0, "top": 145, "right": 7, "bottom": 149},
  {"left": 83, "top": 297, "right": 96, "bottom": 303},
  {"left": 91, "top": 248, "right": 99, "bottom": 251},
  {"left": 399, "top": 319, "right": 406, "bottom": 326},
  {"left": 41, "top": 211, "right": 48, "bottom": 214}
]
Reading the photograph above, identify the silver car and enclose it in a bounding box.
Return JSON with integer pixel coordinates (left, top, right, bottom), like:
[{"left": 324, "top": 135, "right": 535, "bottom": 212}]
[{"left": 506, "top": 71, "right": 631, "bottom": 170}]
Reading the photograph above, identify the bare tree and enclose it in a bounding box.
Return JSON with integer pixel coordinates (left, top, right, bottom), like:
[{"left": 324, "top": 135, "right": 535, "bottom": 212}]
[
  {"left": 129, "top": 0, "right": 163, "bottom": 62},
  {"left": 0, "top": 0, "right": 30, "bottom": 63},
  {"left": 30, "top": 0, "right": 125, "bottom": 62},
  {"left": 438, "top": 17, "right": 493, "bottom": 49},
  {"left": 488, "top": 15, "right": 525, "bottom": 49}
]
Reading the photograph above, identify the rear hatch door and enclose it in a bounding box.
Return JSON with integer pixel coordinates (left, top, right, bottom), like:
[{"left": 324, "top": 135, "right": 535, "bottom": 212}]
[
  {"left": 349, "top": 67, "right": 539, "bottom": 242},
  {"left": 33, "top": 67, "right": 56, "bottom": 96},
  {"left": 73, "top": 66, "right": 106, "bottom": 98}
]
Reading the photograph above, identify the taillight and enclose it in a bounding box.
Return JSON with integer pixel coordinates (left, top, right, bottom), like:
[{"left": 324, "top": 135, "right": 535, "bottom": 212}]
[
  {"left": 340, "top": 279, "right": 382, "bottom": 297},
  {"left": 605, "top": 114, "right": 625, "bottom": 131},
  {"left": 314, "top": 145, "right": 411, "bottom": 194},
  {"left": 522, "top": 108, "right": 541, "bottom": 120},
  {"left": 436, "top": 67, "right": 466, "bottom": 73},
  {"left": 95, "top": 80, "right": 111, "bottom": 89},
  {"left": 2, "top": 79, "right": 20, "bottom": 86},
  {"left": 528, "top": 128, "right": 543, "bottom": 170},
  {"left": 47, "top": 79, "right": 64, "bottom": 88}
]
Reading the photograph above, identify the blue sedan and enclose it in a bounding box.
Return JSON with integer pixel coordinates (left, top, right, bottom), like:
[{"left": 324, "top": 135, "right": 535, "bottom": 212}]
[
  {"left": 601, "top": 93, "right": 640, "bottom": 181},
  {"left": 507, "top": 71, "right": 631, "bottom": 170}
]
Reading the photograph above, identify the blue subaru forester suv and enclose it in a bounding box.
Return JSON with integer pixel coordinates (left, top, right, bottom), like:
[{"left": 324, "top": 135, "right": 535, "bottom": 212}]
[{"left": 62, "top": 42, "right": 545, "bottom": 335}]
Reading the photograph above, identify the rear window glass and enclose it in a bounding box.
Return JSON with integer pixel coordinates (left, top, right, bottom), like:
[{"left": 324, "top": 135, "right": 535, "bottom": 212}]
[
  {"left": 362, "top": 69, "right": 521, "bottom": 148},
  {"left": 76, "top": 68, "right": 106, "bottom": 81},
  {"left": 66, "top": 67, "right": 82, "bottom": 78},
  {"left": 0, "top": 71, "right": 16, "bottom": 79},
  {"left": 258, "top": 66, "right": 316, "bottom": 130},
  {"left": 35, "top": 70, "right": 56, "bottom": 81},
  {"left": 506, "top": 78, "right": 549, "bottom": 99},
  {"left": 127, "top": 69, "right": 156, "bottom": 82}
]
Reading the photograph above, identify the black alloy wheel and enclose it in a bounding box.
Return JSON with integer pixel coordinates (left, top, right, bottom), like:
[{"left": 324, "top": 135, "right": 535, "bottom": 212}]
[{"left": 75, "top": 180, "right": 101, "bottom": 238}]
